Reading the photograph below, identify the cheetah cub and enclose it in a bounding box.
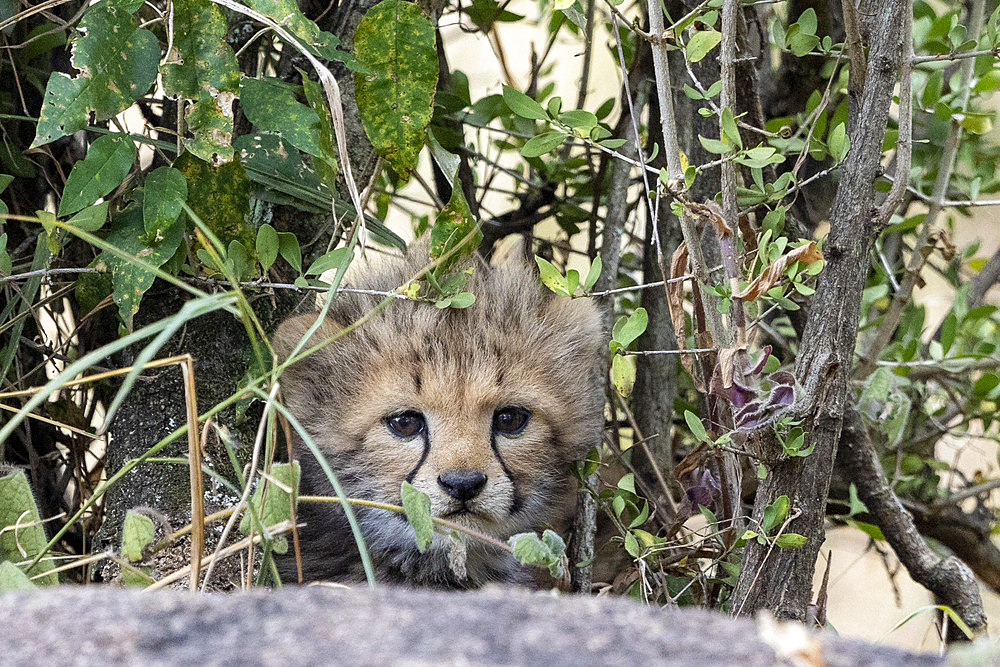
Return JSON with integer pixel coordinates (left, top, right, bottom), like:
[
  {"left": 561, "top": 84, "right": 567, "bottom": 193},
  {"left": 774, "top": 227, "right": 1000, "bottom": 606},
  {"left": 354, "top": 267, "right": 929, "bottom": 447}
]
[{"left": 274, "top": 245, "right": 604, "bottom": 587}]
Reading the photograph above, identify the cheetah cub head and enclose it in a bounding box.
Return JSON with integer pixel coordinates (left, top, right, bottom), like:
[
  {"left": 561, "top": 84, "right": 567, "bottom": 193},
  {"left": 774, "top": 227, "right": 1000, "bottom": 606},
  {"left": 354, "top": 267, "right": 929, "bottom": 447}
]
[{"left": 274, "top": 246, "right": 604, "bottom": 587}]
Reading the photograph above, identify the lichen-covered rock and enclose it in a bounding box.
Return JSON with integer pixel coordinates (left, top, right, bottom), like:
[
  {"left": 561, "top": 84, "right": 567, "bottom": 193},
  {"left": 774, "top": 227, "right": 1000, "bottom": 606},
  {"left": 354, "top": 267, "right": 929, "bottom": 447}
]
[{"left": 0, "top": 586, "right": 941, "bottom": 666}]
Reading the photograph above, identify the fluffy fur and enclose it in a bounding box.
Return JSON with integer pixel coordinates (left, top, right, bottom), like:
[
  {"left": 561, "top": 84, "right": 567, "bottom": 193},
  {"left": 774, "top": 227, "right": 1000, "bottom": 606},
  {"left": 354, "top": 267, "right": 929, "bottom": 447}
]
[{"left": 273, "top": 245, "right": 604, "bottom": 587}]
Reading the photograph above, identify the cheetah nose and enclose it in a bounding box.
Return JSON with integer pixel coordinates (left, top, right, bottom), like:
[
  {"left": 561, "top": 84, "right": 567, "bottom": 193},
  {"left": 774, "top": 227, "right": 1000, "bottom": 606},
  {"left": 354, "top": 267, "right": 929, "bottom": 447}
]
[{"left": 437, "top": 470, "right": 488, "bottom": 501}]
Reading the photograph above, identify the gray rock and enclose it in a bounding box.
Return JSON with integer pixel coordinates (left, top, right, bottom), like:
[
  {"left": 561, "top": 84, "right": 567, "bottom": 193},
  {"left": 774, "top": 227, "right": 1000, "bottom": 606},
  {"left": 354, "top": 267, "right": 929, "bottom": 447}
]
[{"left": 0, "top": 586, "right": 940, "bottom": 666}]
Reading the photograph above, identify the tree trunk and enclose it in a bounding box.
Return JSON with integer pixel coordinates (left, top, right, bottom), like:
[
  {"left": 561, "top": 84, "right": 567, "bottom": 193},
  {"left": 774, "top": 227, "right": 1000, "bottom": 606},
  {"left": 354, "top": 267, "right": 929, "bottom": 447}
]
[{"left": 732, "top": 0, "right": 905, "bottom": 619}]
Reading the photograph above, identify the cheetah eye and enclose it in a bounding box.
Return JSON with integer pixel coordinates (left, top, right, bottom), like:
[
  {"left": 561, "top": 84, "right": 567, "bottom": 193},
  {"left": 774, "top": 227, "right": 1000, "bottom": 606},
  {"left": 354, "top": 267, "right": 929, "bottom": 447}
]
[
  {"left": 492, "top": 406, "right": 531, "bottom": 435},
  {"left": 385, "top": 411, "right": 426, "bottom": 439}
]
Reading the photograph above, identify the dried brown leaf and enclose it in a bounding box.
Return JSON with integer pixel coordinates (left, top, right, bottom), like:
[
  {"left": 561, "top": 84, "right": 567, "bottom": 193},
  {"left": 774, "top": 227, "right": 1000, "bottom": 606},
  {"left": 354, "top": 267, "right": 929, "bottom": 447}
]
[{"left": 734, "top": 241, "right": 823, "bottom": 301}]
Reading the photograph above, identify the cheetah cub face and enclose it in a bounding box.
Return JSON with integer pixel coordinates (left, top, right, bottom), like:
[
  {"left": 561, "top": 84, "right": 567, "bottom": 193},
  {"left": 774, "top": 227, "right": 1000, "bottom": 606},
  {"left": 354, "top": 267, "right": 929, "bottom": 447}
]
[{"left": 274, "top": 247, "right": 604, "bottom": 587}]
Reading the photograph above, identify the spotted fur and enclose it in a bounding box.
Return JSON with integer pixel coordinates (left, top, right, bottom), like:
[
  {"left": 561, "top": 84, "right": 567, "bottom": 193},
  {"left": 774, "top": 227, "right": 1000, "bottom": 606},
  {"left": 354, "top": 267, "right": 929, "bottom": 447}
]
[{"left": 273, "top": 245, "right": 604, "bottom": 587}]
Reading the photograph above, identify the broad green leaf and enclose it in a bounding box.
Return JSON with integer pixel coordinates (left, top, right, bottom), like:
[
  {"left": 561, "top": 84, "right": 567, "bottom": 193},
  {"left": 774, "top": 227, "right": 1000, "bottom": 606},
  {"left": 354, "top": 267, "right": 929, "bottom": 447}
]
[
  {"left": 762, "top": 494, "right": 790, "bottom": 533},
  {"left": 257, "top": 224, "right": 279, "bottom": 272},
  {"left": 241, "top": 77, "right": 324, "bottom": 158},
  {"left": 521, "top": 130, "right": 568, "bottom": 157},
  {"left": 239, "top": 462, "right": 300, "bottom": 553},
  {"left": 583, "top": 255, "right": 602, "bottom": 291},
  {"left": 614, "top": 307, "right": 648, "bottom": 346},
  {"left": 354, "top": 0, "right": 438, "bottom": 179},
  {"left": 429, "top": 179, "right": 481, "bottom": 278},
  {"left": 684, "top": 410, "right": 711, "bottom": 444},
  {"left": 300, "top": 71, "right": 340, "bottom": 184},
  {"left": 32, "top": 0, "right": 159, "bottom": 147},
  {"left": 611, "top": 353, "right": 636, "bottom": 397},
  {"left": 401, "top": 481, "right": 434, "bottom": 553},
  {"left": 161, "top": 0, "right": 239, "bottom": 163},
  {"left": 174, "top": 151, "right": 256, "bottom": 254},
  {"left": 797, "top": 8, "right": 817, "bottom": 35},
  {"left": 686, "top": 29, "right": 722, "bottom": 63},
  {"left": 236, "top": 132, "right": 329, "bottom": 211},
  {"left": 102, "top": 205, "right": 185, "bottom": 328},
  {"left": 246, "top": 0, "right": 362, "bottom": 68},
  {"left": 0, "top": 470, "right": 58, "bottom": 586},
  {"left": 535, "top": 257, "right": 569, "bottom": 296},
  {"left": 0, "top": 561, "right": 36, "bottom": 592},
  {"left": 847, "top": 483, "right": 868, "bottom": 517},
  {"left": 143, "top": 167, "right": 188, "bottom": 236},
  {"left": 508, "top": 529, "right": 565, "bottom": 578},
  {"left": 502, "top": 85, "right": 548, "bottom": 120},
  {"left": 122, "top": 510, "right": 155, "bottom": 562},
  {"left": 66, "top": 201, "right": 109, "bottom": 233},
  {"left": 58, "top": 133, "right": 136, "bottom": 216}
]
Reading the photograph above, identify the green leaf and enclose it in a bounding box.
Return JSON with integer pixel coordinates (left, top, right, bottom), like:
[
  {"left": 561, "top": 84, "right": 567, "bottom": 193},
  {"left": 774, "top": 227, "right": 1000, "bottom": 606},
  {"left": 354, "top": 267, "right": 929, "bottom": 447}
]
[
  {"left": 521, "top": 130, "right": 568, "bottom": 157},
  {"left": 143, "top": 167, "right": 187, "bottom": 236},
  {"left": 102, "top": 205, "right": 185, "bottom": 328},
  {"left": 0, "top": 561, "right": 36, "bottom": 592},
  {"left": 161, "top": 0, "right": 239, "bottom": 163},
  {"left": 617, "top": 473, "right": 636, "bottom": 494},
  {"left": 429, "top": 180, "right": 481, "bottom": 278},
  {"left": 851, "top": 520, "right": 885, "bottom": 541},
  {"left": 624, "top": 531, "right": 640, "bottom": 557},
  {"left": 762, "top": 494, "right": 790, "bottom": 533},
  {"left": 686, "top": 29, "right": 722, "bottom": 63},
  {"left": 241, "top": 77, "right": 324, "bottom": 158},
  {"left": 508, "top": 529, "right": 565, "bottom": 578},
  {"left": 174, "top": 151, "right": 255, "bottom": 255},
  {"left": 559, "top": 109, "right": 598, "bottom": 133},
  {"left": 257, "top": 224, "right": 279, "bottom": 272},
  {"left": 278, "top": 232, "right": 302, "bottom": 272},
  {"left": 611, "top": 353, "right": 636, "bottom": 397},
  {"left": 583, "top": 255, "right": 602, "bottom": 291},
  {"left": 774, "top": 533, "right": 807, "bottom": 549},
  {"left": 828, "top": 122, "right": 848, "bottom": 163},
  {"left": 535, "top": 256, "right": 569, "bottom": 296},
  {"left": 246, "top": 0, "right": 361, "bottom": 67},
  {"left": 305, "top": 246, "right": 351, "bottom": 276},
  {"left": 0, "top": 470, "right": 58, "bottom": 586},
  {"left": 239, "top": 462, "right": 300, "bottom": 554},
  {"left": 721, "top": 107, "right": 742, "bottom": 148},
  {"left": 502, "top": 85, "right": 548, "bottom": 120},
  {"left": 0, "top": 233, "right": 10, "bottom": 275},
  {"left": 58, "top": 133, "right": 136, "bottom": 216},
  {"left": 847, "top": 483, "right": 868, "bottom": 517},
  {"left": 32, "top": 0, "right": 159, "bottom": 147},
  {"left": 698, "top": 135, "right": 733, "bottom": 154},
  {"left": 445, "top": 291, "right": 476, "bottom": 308},
  {"left": 401, "top": 481, "right": 434, "bottom": 553},
  {"left": 797, "top": 8, "right": 817, "bottom": 35},
  {"left": 354, "top": 0, "right": 438, "bottom": 179},
  {"left": 300, "top": 71, "right": 340, "bottom": 184},
  {"left": 684, "top": 410, "right": 711, "bottom": 444},
  {"left": 66, "top": 201, "right": 109, "bottom": 233},
  {"left": 121, "top": 510, "right": 155, "bottom": 562},
  {"left": 614, "top": 307, "right": 648, "bottom": 346},
  {"left": 566, "top": 269, "right": 580, "bottom": 296}
]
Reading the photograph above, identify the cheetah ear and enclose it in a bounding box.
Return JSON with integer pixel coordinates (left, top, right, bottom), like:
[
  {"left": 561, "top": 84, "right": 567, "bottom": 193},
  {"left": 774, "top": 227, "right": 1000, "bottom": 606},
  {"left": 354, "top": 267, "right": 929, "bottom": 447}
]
[
  {"left": 543, "top": 294, "right": 604, "bottom": 356},
  {"left": 272, "top": 314, "right": 346, "bottom": 364}
]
